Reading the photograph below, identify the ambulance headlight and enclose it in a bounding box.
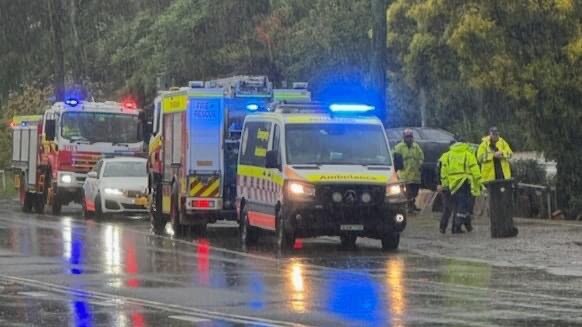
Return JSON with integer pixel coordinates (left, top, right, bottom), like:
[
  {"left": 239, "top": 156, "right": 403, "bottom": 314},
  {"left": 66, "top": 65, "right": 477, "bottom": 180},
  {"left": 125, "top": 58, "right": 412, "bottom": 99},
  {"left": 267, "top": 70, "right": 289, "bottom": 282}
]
[
  {"left": 60, "top": 174, "right": 73, "bottom": 184},
  {"left": 286, "top": 181, "right": 316, "bottom": 200},
  {"left": 386, "top": 184, "right": 403, "bottom": 197}
]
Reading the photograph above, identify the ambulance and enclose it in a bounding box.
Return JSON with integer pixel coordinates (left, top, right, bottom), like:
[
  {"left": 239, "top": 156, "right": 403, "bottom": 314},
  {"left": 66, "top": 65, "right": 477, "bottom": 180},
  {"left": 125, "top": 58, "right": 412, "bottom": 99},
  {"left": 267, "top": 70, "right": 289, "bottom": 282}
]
[{"left": 236, "top": 102, "right": 407, "bottom": 251}]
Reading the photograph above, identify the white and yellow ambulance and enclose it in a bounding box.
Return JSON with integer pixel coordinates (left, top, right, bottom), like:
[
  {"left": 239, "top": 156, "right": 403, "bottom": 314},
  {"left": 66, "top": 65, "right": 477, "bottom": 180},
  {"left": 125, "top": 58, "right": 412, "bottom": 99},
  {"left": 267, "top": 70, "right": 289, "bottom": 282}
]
[{"left": 236, "top": 102, "right": 407, "bottom": 251}]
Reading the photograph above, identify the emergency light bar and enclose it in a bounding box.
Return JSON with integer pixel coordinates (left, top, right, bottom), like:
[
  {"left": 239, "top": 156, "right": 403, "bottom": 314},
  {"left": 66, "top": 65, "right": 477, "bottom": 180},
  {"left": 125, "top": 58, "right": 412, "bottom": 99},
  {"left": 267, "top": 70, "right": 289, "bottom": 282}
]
[
  {"left": 65, "top": 98, "right": 80, "bottom": 107},
  {"left": 122, "top": 100, "right": 137, "bottom": 110},
  {"left": 246, "top": 104, "right": 259, "bottom": 111},
  {"left": 329, "top": 104, "right": 375, "bottom": 113}
]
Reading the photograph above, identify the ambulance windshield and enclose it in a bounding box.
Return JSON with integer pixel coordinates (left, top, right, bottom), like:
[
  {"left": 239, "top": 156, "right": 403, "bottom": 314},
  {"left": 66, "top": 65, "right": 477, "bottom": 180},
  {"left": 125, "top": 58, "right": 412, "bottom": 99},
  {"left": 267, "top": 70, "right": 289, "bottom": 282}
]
[
  {"left": 61, "top": 112, "right": 140, "bottom": 144},
  {"left": 286, "top": 123, "right": 392, "bottom": 166}
]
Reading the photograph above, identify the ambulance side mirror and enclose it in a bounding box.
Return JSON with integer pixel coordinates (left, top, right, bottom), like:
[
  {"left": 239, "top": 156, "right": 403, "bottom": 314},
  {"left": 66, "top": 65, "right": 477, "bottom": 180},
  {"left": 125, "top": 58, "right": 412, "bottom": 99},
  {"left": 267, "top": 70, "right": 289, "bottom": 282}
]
[
  {"left": 393, "top": 153, "right": 404, "bottom": 171},
  {"left": 45, "top": 119, "right": 56, "bottom": 141},
  {"left": 265, "top": 150, "right": 281, "bottom": 170}
]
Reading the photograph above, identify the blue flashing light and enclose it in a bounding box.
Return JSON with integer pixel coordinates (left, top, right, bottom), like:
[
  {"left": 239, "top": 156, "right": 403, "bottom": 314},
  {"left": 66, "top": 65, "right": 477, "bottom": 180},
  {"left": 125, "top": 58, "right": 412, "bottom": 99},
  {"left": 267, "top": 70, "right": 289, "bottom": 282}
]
[
  {"left": 329, "top": 104, "right": 375, "bottom": 113},
  {"left": 65, "top": 98, "right": 80, "bottom": 107},
  {"left": 246, "top": 104, "right": 259, "bottom": 111}
]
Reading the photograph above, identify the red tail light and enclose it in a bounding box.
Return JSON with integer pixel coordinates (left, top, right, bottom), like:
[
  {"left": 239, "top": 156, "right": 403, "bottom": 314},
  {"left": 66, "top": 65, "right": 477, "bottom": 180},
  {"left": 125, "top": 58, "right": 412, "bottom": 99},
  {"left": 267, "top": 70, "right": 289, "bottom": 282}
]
[{"left": 192, "top": 200, "right": 215, "bottom": 208}]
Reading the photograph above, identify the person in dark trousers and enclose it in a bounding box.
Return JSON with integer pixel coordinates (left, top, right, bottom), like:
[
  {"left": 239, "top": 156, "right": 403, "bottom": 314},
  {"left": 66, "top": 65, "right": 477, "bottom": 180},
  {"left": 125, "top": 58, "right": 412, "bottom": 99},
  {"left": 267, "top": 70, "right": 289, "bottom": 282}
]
[
  {"left": 441, "top": 141, "right": 482, "bottom": 233},
  {"left": 477, "top": 127, "right": 513, "bottom": 183},
  {"left": 437, "top": 140, "right": 456, "bottom": 233},
  {"left": 393, "top": 129, "right": 424, "bottom": 213}
]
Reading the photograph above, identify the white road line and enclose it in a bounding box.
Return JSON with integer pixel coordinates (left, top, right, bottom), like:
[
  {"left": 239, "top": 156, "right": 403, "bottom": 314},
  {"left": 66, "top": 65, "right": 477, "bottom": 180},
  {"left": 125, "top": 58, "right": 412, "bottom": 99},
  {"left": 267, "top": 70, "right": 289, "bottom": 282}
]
[
  {"left": 169, "top": 315, "right": 212, "bottom": 323},
  {"left": 0, "top": 274, "right": 309, "bottom": 327},
  {"left": 18, "top": 291, "right": 50, "bottom": 297}
]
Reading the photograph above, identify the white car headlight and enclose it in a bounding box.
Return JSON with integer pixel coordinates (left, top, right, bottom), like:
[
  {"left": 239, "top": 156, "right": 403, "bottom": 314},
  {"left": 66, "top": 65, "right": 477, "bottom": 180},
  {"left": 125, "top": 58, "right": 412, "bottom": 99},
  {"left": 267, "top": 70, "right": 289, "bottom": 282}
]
[
  {"left": 104, "top": 188, "right": 123, "bottom": 196},
  {"left": 60, "top": 174, "right": 73, "bottom": 184}
]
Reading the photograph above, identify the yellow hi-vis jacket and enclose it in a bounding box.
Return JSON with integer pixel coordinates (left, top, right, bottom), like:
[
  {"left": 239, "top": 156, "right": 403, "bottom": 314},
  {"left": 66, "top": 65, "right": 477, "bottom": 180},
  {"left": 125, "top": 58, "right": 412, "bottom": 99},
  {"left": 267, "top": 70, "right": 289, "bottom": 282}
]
[
  {"left": 441, "top": 143, "right": 482, "bottom": 196},
  {"left": 476, "top": 136, "right": 513, "bottom": 183},
  {"left": 394, "top": 141, "right": 424, "bottom": 184}
]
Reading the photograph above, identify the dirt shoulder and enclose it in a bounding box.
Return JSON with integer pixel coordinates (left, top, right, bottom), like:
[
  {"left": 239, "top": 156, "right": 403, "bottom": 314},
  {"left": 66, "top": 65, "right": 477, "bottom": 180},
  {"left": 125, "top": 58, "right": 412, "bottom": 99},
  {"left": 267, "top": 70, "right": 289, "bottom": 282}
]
[{"left": 399, "top": 211, "right": 582, "bottom": 277}]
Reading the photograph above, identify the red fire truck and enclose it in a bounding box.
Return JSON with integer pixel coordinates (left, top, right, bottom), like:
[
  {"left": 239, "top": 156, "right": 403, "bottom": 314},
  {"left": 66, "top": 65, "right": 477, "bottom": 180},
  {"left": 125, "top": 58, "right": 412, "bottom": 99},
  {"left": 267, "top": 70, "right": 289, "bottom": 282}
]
[{"left": 11, "top": 99, "right": 145, "bottom": 214}]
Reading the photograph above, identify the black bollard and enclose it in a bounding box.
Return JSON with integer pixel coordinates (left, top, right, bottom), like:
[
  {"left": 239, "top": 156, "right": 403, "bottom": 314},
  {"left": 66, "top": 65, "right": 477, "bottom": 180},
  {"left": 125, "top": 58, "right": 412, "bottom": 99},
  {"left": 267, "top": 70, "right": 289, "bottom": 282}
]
[{"left": 486, "top": 179, "right": 519, "bottom": 238}]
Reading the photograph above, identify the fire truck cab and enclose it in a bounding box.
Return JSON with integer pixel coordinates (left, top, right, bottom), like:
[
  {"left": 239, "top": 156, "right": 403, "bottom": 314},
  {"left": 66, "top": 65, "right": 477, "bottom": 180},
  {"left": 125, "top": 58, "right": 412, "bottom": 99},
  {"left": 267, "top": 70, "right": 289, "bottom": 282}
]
[{"left": 12, "top": 99, "right": 145, "bottom": 214}]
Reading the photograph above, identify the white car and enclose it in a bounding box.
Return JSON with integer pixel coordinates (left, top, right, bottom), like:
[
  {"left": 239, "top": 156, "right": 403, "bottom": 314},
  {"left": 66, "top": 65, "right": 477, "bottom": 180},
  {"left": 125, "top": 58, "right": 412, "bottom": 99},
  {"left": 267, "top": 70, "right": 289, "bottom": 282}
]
[{"left": 82, "top": 157, "right": 149, "bottom": 218}]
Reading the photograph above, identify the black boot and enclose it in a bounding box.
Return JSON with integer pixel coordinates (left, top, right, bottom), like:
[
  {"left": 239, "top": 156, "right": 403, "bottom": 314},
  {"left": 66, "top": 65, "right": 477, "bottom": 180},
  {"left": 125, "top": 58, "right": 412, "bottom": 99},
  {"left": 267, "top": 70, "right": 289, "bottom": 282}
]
[
  {"left": 439, "top": 226, "right": 446, "bottom": 234},
  {"left": 465, "top": 223, "right": 473, "bottom": 232}
]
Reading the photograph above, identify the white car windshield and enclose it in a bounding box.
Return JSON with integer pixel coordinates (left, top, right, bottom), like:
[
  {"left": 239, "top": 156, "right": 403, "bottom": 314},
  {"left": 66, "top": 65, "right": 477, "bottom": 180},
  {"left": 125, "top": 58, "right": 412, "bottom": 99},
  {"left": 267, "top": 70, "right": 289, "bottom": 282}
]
[
  {"left": 285, "top": 123, "right": 392, "bottom": 166},
  {"left": 103, "top": 161, "right": 147, "bottom": 178},
  {"left": 61, "top": 112, "right": 140, "bottom": 144}
]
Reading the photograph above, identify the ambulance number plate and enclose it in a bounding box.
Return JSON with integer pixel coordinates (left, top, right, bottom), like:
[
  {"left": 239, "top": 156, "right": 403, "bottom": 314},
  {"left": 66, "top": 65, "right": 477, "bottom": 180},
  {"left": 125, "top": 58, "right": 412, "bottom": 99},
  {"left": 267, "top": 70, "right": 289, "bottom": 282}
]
[{"left": 340, "top": 224, "right": 364, "bottom": 231}]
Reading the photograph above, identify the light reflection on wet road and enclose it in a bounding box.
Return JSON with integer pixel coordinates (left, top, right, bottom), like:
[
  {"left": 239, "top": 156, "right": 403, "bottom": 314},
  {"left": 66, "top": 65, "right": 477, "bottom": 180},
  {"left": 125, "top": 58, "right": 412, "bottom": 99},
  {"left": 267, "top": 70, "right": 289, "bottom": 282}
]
[{"left": 0, "top": 200, "right": 582, "bottom": 326}]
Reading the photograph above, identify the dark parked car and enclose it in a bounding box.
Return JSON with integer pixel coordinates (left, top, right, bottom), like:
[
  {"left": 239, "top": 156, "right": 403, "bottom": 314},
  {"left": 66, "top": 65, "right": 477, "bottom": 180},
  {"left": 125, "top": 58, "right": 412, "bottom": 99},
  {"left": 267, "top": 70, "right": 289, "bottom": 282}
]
[{"left": 386, "top": 127, "right": 456, "bottom": 190}]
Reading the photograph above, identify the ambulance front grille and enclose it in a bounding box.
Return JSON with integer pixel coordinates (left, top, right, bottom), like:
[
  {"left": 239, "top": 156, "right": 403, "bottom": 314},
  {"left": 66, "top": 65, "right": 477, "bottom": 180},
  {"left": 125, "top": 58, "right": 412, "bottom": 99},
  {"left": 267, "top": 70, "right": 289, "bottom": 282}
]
[{"left": 316, "top": 184, "right": 385, "bottom": 206}]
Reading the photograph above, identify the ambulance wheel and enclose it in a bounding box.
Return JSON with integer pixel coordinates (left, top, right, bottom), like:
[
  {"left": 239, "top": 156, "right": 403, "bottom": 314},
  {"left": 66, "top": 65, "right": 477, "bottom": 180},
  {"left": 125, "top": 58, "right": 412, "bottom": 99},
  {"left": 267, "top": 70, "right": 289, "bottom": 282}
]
[
  {"left": 22, "top": 194, "right": 33, "bottom": 213},
  {"left": 240, "top": 208, "right": 259, "bottom": 247},
  {"left": 150, "top": 183, "right": 166, "bottom": 234},
  {"left": 20, "top": 177, "right": 33, "bottom": 213},
  {"left": 276, "top": 213, "right": 295, "bottom": 252},
  {"left": 33, "top": 194, "right": 45, "bottom": 214},
  {"left": 381, "top": 232, "right": 400, "bottom": 251},
  {"left": 340, "top": 234, "right": 357, "bottom": 249},
  {"left": 51, "top": 189, "right": 62, "bottom": 215}
]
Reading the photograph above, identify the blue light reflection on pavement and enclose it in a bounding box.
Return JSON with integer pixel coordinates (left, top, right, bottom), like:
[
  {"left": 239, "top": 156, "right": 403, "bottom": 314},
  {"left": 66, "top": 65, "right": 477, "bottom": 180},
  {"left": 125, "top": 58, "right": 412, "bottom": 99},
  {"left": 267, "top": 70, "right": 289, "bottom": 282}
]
[{"left": 324, "top": 270, "right": 388, "bottom": 326}]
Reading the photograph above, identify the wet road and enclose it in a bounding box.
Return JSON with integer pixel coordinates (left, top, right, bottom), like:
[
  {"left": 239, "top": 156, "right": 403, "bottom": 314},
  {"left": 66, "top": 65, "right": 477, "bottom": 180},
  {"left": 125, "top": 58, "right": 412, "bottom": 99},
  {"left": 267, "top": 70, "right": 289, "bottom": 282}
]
[{"left": 1, "top": 199, "right": 582, "bottom": 326}]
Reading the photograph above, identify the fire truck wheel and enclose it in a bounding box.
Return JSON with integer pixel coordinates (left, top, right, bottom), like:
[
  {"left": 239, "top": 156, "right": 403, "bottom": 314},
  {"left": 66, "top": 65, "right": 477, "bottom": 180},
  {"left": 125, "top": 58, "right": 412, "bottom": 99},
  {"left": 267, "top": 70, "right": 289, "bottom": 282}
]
[
  {"left": 276, "top": 212, "right": 295, "bottom": 252},
  {"left": 20, "top": 177, "right": 33, "bottom": 213},
  {"left": 381, "top": 232, "right": 400, "bottom": 251},
  {"left": 192, "top": 224, "right": 207, "bottom": 235},
  {"left": 340, "top": 234, "right": 358, "bottom": 249},
  {"left": 170, "top": 193, "right": 184, "bottom": 237},
  {"left": 33, "top": 194, "right": 45, "bottom": 214},
  {"left": 51, "top": 189, "right": 62, "bottom": 215},
  {"left": 22, "top": 194, "right": 33, "bottom": 213},
  {"left": 150, "top": 184, "right": 166, "bottom": 234},
  {"left": 240, "top": 208, "right": 259, "bottom": 247}
]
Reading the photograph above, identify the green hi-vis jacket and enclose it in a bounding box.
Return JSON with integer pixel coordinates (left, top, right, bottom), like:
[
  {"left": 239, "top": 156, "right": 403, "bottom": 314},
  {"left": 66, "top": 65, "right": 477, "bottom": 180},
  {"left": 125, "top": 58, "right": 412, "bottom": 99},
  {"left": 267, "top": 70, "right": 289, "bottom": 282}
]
[
  {"left": 440, "top": 143, "right": 482, "bottom": 196},
  {"left": 476, "top": 136, "right": 513, "bottom": 183},
  {"left": 394, "top": 141, "right": 424, "bottom": 184}
]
